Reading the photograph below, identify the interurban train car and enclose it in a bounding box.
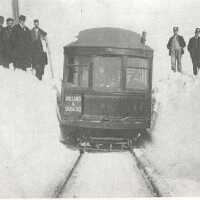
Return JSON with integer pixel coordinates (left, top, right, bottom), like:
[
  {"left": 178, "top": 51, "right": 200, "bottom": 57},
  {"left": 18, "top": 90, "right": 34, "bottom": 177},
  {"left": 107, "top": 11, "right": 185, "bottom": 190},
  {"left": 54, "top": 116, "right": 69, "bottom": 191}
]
[{"left": 56, "top": 27, "right": 154, "bottom": 149}]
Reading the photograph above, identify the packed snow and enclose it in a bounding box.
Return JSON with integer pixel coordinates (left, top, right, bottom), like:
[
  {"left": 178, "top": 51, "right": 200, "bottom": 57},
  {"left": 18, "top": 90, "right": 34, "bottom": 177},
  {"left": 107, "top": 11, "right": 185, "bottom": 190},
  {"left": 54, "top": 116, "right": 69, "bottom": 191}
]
[
  {"left": 0, "top": 67, "right": 79, "bottom": 198},
  {"left": 61, "top": 152, "right": 151, "bottom": 197},
  {"left": 146, "top": 72, "right": 200, "bottom": 196}
]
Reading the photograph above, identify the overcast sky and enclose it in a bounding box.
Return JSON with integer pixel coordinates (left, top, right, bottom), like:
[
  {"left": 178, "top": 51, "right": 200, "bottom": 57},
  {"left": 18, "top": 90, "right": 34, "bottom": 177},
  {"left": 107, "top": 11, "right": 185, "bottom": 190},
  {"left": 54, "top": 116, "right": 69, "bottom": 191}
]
[{"left": 1, "top": 0, "right": 200, "bottom": 80}]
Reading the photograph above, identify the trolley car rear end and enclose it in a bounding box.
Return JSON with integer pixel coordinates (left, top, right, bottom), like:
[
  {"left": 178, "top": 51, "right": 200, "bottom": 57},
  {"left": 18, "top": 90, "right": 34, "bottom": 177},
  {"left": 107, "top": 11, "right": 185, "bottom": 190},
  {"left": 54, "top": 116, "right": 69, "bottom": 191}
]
[{"left": 56, "top": 27, "right": 153, "bottom": 148}]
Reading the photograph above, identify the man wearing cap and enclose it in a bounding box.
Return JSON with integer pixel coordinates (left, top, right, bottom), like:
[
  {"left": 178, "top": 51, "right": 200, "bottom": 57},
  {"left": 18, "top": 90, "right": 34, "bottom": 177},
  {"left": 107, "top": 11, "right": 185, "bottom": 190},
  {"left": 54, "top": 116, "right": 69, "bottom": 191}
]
[
  {"left": 2, "top": 18, "right": 14, "bottom": 68},
  {"left": 188, "top": 28, "right": 200, "bottom": 75},
  {"left": 10, "top": 15, "right": 32, "bottom": 71},
  {"left": 30, "top": 19, "right": 48, "bottom": 80},
  {"left": 167, "top": 26, "right": 186, "bottom": 72},
  {"left": 0, "top": 16, "right": 5, "bottom": 66}
]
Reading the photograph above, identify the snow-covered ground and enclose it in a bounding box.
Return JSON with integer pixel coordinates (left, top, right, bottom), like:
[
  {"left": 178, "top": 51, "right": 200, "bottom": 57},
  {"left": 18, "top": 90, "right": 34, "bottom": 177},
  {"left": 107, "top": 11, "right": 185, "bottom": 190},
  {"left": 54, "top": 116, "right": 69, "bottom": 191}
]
[
  {"left": 146, "top": 72, "right": 200, "bottom": 196},
  {"left": 61, "top": 152, "right": 151, "bottom": 197},
  {"left": 0, "top": 67, "right": 79, "bottom": 198}
]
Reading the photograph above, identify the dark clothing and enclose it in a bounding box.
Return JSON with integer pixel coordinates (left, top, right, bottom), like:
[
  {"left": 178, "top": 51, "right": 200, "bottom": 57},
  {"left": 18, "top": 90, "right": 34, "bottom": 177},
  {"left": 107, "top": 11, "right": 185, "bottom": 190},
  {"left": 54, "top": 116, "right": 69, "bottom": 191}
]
[
  {"left": 35, "top": 64, "right": 45, "bottom": 80},
  {"left": 167, "top": 35, "right": 186, "bottom": 55},
  {"left": 191, "top": 58, "right": 200, "bottom": 75},
  {"left": 2, "top": 26, "right": 13, "bottom": 68},
  {"left": 188, "top": 37, "right": 200, "bottom": 58},
  {"left": 10, "top": 24, "right": 32, "bottom": 70},
  {"left": 30, "top": 27, "right": 47, "bottom": 80},
  {"left": 0, "top": 25, "right": 4, "bottom": 65},
  {"left": 188, "top": 36, "right": 200, "bottom": 75},
  {"left": 171, "top": 50, "right": 182, "bottom": 72},
  {"left": 31, "top": 27, "right": 47, "bottom": 65}
]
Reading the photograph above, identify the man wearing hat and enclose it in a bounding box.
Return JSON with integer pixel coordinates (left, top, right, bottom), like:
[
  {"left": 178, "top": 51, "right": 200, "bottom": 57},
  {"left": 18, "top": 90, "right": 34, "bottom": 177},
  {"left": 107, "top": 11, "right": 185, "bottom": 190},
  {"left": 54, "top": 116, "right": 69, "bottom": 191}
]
[
  {"left": 30, "top": 19, "right": 48, "bottom": 80},
  {"left": 10, "top": 15, "right": 32, "bottom": 71},
  {"left": 2, "top": 18, "right": 14, "bottom": 68},
  {"left": 188, "top": 28, "right": 200, "bottom": 75},
  {"left": 0, "top": 16, "right": 5, "bottom": 66},
  {"left": 167, "top": 26, "right": 186, "bottom": 72}
]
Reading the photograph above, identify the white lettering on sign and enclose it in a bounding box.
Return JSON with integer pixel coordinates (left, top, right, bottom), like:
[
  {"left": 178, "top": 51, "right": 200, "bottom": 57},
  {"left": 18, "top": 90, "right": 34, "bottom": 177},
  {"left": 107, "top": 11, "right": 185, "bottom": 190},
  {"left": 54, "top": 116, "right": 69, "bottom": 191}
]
[
  {"left": 65, "top": 95, "right": 82, "bottom": 113},
  {"left": 65, "top": 96, "right": 81, "bottom": 102},
  {"left": 65, "top": 106, "right": 81, "bottom": 112}
]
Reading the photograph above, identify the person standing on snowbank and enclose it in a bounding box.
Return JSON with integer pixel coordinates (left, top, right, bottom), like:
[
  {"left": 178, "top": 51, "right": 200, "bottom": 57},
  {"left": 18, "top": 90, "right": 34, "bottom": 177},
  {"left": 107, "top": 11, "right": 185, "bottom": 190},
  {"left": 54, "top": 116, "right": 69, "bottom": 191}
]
[
  {"left": 167, "top": 26, "right": 186, "bottom": 73},
  {"left": 30, "top": 19, "right": 48, "bottom": 80},
  {"left": 188, "top": 28, "right": 200, "bottom": 76},
  {"left": 10, "top": 15, "right": 32, "bottom": 71},
  {"left": 0, "top": 16, "right": 5, "bottom": 66},
  {"left": 2, "top": 18, "right": 14, "bottom": 68}
]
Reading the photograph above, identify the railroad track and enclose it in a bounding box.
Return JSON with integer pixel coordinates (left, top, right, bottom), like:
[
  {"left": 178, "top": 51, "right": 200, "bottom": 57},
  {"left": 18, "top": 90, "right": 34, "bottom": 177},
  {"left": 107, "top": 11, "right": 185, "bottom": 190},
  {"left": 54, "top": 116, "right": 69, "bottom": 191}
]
[
  {"left": 53, "top": 149, "right": 171, "bottom": 198},
  {"left": 130, "top": 148, "right": 171, "bottom": 197},
  {"left": 53, "top": 151, "right": 84, "bottom": 198}
]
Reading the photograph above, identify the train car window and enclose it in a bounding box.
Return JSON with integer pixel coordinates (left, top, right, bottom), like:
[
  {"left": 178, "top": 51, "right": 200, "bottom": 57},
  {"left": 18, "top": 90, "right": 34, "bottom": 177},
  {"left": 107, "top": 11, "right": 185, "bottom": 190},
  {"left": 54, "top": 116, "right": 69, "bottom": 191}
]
[
  {"left": 67, "top": 56, "right": 90, "bottom": 88},
  {"left": 126, "top": 57, "right": 148, "bottom": 90},
  {"left": 93, "top": 56, "right": 121, "bottom": 91}
]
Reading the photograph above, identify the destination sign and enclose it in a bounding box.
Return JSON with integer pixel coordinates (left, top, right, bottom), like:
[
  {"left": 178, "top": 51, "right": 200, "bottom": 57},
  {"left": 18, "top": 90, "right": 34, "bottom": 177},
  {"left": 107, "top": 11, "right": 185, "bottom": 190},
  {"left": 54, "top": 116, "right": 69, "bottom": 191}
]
[
  {"left": 65, "top": 95, "right": 82, "bottom": 113},
  {"left": 65, "top": 96, "right": 81, "bottom": 102}
]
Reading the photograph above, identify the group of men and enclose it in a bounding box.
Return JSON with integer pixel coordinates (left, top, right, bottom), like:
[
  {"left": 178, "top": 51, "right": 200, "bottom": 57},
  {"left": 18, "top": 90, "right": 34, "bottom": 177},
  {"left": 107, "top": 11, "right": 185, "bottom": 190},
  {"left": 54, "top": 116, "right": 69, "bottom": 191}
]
[
  {"left": 0, "top": 15, "right": 48, "bottom": 80},
  {"left": 167, "top": 26, "right": 200, "bottom": 76}
]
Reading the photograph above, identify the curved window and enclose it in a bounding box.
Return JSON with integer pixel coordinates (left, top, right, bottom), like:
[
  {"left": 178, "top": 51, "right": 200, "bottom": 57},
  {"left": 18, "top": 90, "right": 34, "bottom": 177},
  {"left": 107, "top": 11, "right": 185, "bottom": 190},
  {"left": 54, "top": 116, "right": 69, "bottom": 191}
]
[{"left": 126, "top": 57, "right": 148, "bottom": 90}]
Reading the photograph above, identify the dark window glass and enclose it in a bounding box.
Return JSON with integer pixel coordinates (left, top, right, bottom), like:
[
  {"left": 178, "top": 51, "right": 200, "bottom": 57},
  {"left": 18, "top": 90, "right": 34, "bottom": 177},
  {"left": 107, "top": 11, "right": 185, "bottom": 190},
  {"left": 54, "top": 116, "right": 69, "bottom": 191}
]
[
  {"left": 126, "top": 57, "right": 148, "bottom": 90},
  {"left": 93, "top": 56, "right": 121, "bottom": 91},
  {"left": 67, "top": 56, "right": 90, "bottom": 87}
]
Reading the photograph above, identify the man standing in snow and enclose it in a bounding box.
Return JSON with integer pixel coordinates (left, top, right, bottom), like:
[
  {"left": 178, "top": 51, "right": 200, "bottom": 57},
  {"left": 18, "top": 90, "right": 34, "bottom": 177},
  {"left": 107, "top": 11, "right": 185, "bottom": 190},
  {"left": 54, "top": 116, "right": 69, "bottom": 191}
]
[
  {"left": 167, "top": 26, "right": 186, "bottom": 73},
  {"left": 30, "top": 19, "right": 48, "bottom": 80},
  {"left": 2, "top": 18, "right": 14, "bottom": 68},
  {"left": 188, "top": 28, "right": 200, "bottom": 76},
  {"left": 10, "top": 15, "right": 32, "bottom": 71},
  {"left": 0, "top": 16, "right": 5, "bottom": 66}
]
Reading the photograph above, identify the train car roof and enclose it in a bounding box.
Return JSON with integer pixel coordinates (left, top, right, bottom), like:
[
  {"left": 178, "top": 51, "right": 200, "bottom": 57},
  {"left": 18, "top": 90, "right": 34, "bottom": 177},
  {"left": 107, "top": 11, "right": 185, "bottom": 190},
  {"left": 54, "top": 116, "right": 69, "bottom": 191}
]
[{"left": 64, "top": 27, "right": 153, "bottom": 51}]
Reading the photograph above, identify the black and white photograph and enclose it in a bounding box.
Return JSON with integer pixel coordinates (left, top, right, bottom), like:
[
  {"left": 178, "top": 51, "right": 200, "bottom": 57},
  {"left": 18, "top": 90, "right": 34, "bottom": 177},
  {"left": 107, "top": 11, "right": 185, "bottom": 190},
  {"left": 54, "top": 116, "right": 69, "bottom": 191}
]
[{"left": 0, "top": 0, "right": 199, "bottom": 198}]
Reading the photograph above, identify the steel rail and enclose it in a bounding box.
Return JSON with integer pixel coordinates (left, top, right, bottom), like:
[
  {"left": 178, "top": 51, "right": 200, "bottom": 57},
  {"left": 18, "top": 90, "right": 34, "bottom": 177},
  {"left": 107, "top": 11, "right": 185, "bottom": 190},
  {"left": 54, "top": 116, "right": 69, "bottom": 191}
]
[
  {"left": 53, "top": 151, "right": 84, "bottom": 198},
  {"left": 130, "top": 149, "right": 171, "bottom": 197}
]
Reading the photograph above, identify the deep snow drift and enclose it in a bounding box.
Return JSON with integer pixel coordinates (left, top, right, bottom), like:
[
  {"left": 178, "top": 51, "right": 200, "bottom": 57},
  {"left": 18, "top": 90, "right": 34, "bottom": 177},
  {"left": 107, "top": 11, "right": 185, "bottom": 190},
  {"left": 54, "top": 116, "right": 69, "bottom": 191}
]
[
  {"left": 0, "top": 67, "right": 78, "bottom": 198},
  {"left": 146, "top": 72, "right": 200, "bottom": 196}
]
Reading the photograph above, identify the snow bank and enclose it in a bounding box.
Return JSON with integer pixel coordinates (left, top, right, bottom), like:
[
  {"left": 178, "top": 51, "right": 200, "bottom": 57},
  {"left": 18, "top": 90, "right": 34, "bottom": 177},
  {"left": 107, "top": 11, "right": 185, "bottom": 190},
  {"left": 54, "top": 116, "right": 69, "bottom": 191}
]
[
  {"left": 146, "top": 72, "right": 200, "bottom": 196},
  {"left": 0, "top": 67, "right": 78, "bottom": 198}
]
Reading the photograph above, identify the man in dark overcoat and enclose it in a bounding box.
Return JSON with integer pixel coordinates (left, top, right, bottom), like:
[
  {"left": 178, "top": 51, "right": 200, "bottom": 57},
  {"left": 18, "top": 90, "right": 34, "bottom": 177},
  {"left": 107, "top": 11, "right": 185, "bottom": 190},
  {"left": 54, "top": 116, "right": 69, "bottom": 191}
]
[
  {"left": 188, "top": 28, "right": 200, "bottom": 75},
  {"left": 10, "top": 15, "right": 32, "bottom": 71},
  {"left": 30, "top": 19, "right": 48, "bottom": 80},
  {"left": 0, "top": 16, "right": 5, "bottom": 66},
  {"left": 167, "top": 26, "right": 186, "bottom": 72},
  {"left": 2, "top": 18, "right": 14, "bottom": 68}
]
